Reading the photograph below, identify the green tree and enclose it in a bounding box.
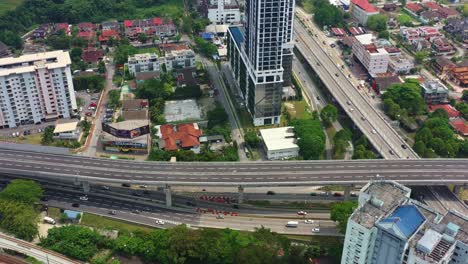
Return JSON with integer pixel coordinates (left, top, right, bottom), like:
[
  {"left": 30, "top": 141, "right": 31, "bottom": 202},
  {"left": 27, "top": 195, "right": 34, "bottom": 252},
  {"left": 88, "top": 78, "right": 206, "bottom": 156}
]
[
  {"left": 194, "top": 37, "right": 218, "bottom": 57},
  {"left": 367, "top": 14, "right": 388, "bottom": 32},
  {"left": 0, "top": 200, "right": 39, "bottom": 241},
  {"left": 135, "top": 76, "right": 174, "bottom": 101},
  {"left": 320, "top": 104, "right": 338, "bottom": 127},
  {"left": 330, "top": 201, "right": 357, "bottom": 234},
  {"left": 41, "top": 126, "right": 55, "bottom": 145},
  {"left": 40, "top": 225, "right": 104, "bottom": 261},
  {"left": 292, "top": 119, "right": 326, "bottom": 160},
  {"left": 107, "top": 90, "right": 122, "bottom": 109},
  {"left": 413, "top": 140, "right": 427, "bottom": 156},
  {"left": 73, "top": 75, "right": 105, "bottom": 92},
  {"left": 207, "top": 103, "right": 229, "bottom": 128},
  {"left": 137, "top": 33, "right": 148, "bottom": 43},
  {"left": 313, "top": 3, "right": 344, "bottom": 27},
  {"left": 70, "top": 47, "right": 83, "bottom": 61},
  {"left": 97, "top": 61, "right": 106, "bottom": 74},
  {"left": 382, "top": 79, "right": 425, "bottom": 116},
  {"left": 462, "top": 90, "right": 468, "bottom": 102},
  {"left": 415, "top": 51, "right": 429, "bottom": 64},
  {"left": 0, "top": 179, "right": 43, "bottom": 204},
  {"left": 430, "top": 108, "right": 449, "bottom": 120},
  {"left": 378, "top": 30, "right": 390, "bottom": 39},
  {"left": 244, "top": 131, "right": 260, "bottom": 148},
  {"left": 464, "top": 3, "right": 468, "bottom": 17}
]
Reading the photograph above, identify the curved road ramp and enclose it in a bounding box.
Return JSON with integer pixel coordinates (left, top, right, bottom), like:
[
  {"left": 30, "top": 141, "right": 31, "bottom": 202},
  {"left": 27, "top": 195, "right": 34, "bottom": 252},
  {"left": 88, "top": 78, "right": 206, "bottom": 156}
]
[{"left": 0, "top": 232, "right": 81, "bottom": 264}]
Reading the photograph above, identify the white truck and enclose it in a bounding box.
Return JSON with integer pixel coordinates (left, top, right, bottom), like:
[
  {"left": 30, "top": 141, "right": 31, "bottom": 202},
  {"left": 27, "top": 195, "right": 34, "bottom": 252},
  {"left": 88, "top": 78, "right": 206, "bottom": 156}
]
[
  {"left": 43, "top": 216, "right": 56, "bottom": 225},
  {"left": 286, "top": 221, "right": 299, "bottom": 228}
]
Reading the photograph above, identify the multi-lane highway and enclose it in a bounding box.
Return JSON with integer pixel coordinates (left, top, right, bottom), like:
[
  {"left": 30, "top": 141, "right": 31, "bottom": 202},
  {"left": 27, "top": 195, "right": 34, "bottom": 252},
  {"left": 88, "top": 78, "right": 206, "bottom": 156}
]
[
  {"left": 0, "top": 148, "right": 467, "bottom": 186},
  {"left": 293, "top": 12, "right": 418, "bottom": 160}
]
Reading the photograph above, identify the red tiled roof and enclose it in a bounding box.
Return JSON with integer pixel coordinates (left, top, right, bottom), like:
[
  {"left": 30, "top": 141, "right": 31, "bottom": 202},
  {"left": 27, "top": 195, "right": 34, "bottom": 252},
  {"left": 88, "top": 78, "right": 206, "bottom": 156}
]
[
  {"left": 428, "top": 104, "right": 460, "bottom": 118},
  {"left": 438, "top": 7, "right": 459, "bottom": 17},
  {"left": 352, "top": 0, "right": 378, "bottom": 13},
  {"left": 124, "top": 20, "right": 133, "bottom": 27},
  {"left": 349, "top": 27, "right": 365, "bottom": 35},
  {"left": 405, "top": 3, "right": 423, "bottom": 13},
  {"left": 450, "top": 119, "right": 468, "bottom": 136},
  {"left": 152, "top": 17, "right": 163, "bottom": 25},
  {"left": 81, "top": 48, "right": 104, "bottom": 63},
  {"left": 422, "top": 1, "right": 441, "bottom": 11},
  {"left": 56, "top": 23, "right": 68, "bottom": 30},
  {"left": 99, "top": 29, "right": 120, "bottom": 42},
  {"left": 384, "top": 47, "right": 401, "bottom": 53},
  {"left": 160, "top": 123, "right": 202, "bottom": 151},
  {"left": 331, "top": 28, "right": 346, "bottom": 36},
  {"left": 78, "top": 22, "right": 94, "bottom": 30},
  {"left": 77, "top": 31, "right": 93, "bottom": 39}
]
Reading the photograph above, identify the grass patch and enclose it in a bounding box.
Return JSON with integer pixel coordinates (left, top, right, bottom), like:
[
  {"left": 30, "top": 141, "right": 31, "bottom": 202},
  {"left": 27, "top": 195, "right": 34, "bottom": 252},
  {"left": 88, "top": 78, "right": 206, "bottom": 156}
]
[
  {"left": 80, "top": 213, "right": 154, "bottom": 233},
  {"left": 136, "top": 0, "right": 184, "bottom": 19},
  {"left": 284, "top": 234, "right": 343, "bottom": 245},
  {"left": 0, "top": 0, "right": 23, "bottom": 16},
  {"left": 47, "top": 207, "right": 62, "bottom": 219},
  {"left": 284, "top": 100, "right": 313, "bottom": 120},
  {"left": 238, "top": 108, "right": 254, "bottom": 129},
  {"left": 0, "top": 133, "right": 43, "bottom": 145},
  {"left": 135, "top": 47, "right": 161, "bottom": 56}
]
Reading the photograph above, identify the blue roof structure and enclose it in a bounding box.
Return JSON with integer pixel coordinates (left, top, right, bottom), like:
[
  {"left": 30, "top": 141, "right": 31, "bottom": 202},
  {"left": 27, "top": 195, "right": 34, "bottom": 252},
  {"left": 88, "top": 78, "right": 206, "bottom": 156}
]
[
  {"left": 229, "top": 26, "right": 244, "bottom": 45},
  {"left": 64, "top": 210, "right": 81, "bottom": 220},
  {"left": 200, "top": 32, "right": 214, "bottom": 40},
  {"left": 379, "top": 205, "right": 425, "bottom": 239}
]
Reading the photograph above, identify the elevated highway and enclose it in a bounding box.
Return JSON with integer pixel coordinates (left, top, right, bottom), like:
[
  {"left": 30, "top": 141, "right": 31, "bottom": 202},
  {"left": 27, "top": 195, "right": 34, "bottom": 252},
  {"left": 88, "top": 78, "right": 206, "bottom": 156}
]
[
  {"left": 293, "top": 12, "right": 418, "bottom": 160},
  {"left": 0, "top": 148, "right": 467, "bottom": 187}
]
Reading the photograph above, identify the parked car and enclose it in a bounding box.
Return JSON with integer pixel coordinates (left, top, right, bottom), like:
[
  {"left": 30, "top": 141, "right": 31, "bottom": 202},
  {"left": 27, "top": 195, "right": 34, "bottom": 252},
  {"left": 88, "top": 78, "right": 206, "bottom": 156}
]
[
  {"left": 72, "top": 203, "right": 80, "bottom": 208},
  {"left": 156, "top": 220, "right": 165, "bottom": 225}
]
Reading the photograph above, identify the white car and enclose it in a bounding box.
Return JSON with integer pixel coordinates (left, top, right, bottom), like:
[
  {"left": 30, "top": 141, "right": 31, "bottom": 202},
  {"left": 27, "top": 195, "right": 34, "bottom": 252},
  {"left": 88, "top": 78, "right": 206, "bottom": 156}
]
[
  {"left": 371, "top": 129, "right": 377, "bottom": 134},
  {"left": 297, "top": 211, "right": 307, "bottom": 216},
  {"left": 304, "top": 219, "right": 315, "bottom": 224},
  {"left": 79, "top": 196, "right": 88, "bottom": 201},
  {"left": 312, "top": 227, "right": 320, "bottom": 233},
  {"left": 156, "top": 220, "right": 165, "bottom": 225}
]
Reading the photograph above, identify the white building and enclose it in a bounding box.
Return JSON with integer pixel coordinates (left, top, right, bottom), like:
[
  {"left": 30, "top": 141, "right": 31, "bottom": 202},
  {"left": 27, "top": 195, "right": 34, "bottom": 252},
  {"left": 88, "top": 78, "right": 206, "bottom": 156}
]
[
  {"left": 350, "top": 0, "right": 379, "bottom": 25},
  {"left": 389, "top": 55, "right": 415, "bottom": 74},
  {"left": 53, "top": 119, "right": 80, "bottom": 140},
  {"left": 341, "top": 180, "right": 468, "bottom": 264},
  {"left": 165, "top": 49, "right": 196, "bottom": 71},
  {"left": 0, "top": 50, "right": 77, "bottom": 129},
  {"left": 259, "top": 127, "right": 299, "bottom": 160},
  {"left": 352, "top": 34, "right": 389, "bottom": 76},
  {"left": 207, "top": 0, "right": 242, "bottom": 25},
  {"left": 127, "top": 53, "right": 165, "bottom": 76}
]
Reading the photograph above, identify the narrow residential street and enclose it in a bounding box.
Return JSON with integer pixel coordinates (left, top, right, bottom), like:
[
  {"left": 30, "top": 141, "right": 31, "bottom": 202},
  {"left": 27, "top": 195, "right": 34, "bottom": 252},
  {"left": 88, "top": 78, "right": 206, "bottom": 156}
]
[
  {"left": 81, "top": 60, "right": 116, "bottom": 157},
  {"left": 200, "top": 57, "right": 248, "bottom": 161}
]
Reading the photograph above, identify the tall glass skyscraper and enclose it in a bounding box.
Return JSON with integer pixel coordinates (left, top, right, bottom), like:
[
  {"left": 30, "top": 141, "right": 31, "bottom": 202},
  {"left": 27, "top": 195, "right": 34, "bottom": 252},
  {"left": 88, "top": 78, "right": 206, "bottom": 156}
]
[{"left": 227, "top": 0, "right": 294, "bottom": 126}]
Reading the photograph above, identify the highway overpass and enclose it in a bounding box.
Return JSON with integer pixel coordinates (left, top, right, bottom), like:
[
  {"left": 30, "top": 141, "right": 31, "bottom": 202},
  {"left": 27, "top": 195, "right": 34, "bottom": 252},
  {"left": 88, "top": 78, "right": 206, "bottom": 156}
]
[
  {"left": 0, "top": 148, "right": 467, "bottom": 187},
  {"left": 293, "top": 12, "right": 418, "bottom": 160}
]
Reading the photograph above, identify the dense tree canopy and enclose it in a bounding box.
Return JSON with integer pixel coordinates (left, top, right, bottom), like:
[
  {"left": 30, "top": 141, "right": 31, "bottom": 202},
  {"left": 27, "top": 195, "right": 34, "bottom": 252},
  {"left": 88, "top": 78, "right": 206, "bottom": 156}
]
[
  {"left": 73, "top": 75, "right": 105, "bottom": 92},
  {"left": 291, "top": 118, "right": 326, "bottom": 160},
  {"left": 382, "top": 79, "right": 425, "bottom": 116},
  {"left": 367, "top": 14, "right": 388, "bottom": 32},
  {"left": 320, "top": 104, "right": 338, "bottom": 127},
  {"left": 331, "top": 201, "right": 357, "bottom": 234},
  {"left": 0, "top": 179, "right": 43, "bottom": 204},
  {"left": 244, "top": 131, "right": 261, "bottom": 148}
]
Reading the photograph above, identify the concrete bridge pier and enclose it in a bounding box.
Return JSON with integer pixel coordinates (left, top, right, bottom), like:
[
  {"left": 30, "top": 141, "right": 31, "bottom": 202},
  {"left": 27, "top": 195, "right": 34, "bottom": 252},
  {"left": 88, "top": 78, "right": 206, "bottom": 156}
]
[
  {"left": 344, "top": 185, "right": 351, "bottom": 200},
  {"left": 165, "top": 185, "right": 172, "bottom": 207},
  {"left": 82, "top": 181, "right": 90, "bottom": 193},
  {"left": 238, "top": 185, "right": 244, "bottom": 204}
]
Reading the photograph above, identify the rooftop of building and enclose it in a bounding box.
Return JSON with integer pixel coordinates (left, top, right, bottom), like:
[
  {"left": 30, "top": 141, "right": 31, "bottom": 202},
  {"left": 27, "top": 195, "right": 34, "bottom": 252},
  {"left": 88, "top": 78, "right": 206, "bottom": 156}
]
[
  {"left": 421, "top": 79, "right": 449, "bottom": 93},
  {"left": 428, "top": 104, "right": 460, "bottom": 118},
  {"left": 450, "top": 118, "right": 468, "bottom": 136},
  {"left": 351, "top": 181, "right": 411, "bottom": 229},
  {"left": 128, "top": 53, "right": 160, "bottom": 61},
  {"left": 0, "top": 50, "right": 72, "bottom": 76},
  {"left": 107, "top": 120, "right": 149, "bottom": 131},
  {"left": 351, "top": 0, "right": 378, "bottom": 13},
  {"left": 53, "top": 119, "right": 79, "bottom": 133},
  {"left": 101, "top": 130, "right": 149, "bottom": 144},
  {"left": 122, "top": 99, "right": 148, "bottom": 111},
  {"left": 377, "top": 205, "right": 426, "bottom": 239},
  {"left": 121, "top": 109, "right": 148, "bottom": 120},
  {"left": 405, "top": 3, "right": 424, "bottom": 13},
  {"left": 259, "top": 127, "right": 299, "bottom": 152},
  {"left": 157, "top": 123, "right": 202, "bottom": 150}
]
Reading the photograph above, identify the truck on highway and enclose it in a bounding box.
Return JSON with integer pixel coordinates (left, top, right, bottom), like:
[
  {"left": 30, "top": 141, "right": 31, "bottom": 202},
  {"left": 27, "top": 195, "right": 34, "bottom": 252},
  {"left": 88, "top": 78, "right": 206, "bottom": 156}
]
[
  {"left": 43, "top": 216, "right": 56, "bottom": 225},
  {"left": 286, "top": 221, "right": 299, "bottom": 228}
]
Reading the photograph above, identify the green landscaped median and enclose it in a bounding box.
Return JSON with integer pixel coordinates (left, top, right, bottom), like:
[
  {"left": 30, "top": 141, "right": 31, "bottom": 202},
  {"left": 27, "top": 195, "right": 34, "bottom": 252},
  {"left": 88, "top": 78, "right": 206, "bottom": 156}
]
[{"left": 80, "top": 213, "right": 154, "bottom": 233}]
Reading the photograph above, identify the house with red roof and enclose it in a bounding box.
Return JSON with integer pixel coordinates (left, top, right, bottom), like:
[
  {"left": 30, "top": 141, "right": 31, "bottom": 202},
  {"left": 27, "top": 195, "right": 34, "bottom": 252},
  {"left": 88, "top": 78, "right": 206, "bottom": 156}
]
[
  {"left": 331, "top": 28, "right": 346, "bottom": 37},
  {"left": 405, "top": 3, "right": 424, "bottom": 17},
  {"left": 81, "top": 47, "right": 104, "bottom": 63},
  {"left": 54, "top": 23, "right": 70, "bottom": 35},
  {"left": 422, "top": 1, "right": 441, "bottom": 11},
  {"left": 124, "top": 17, "right": 177, "bottom": 40},
  {"left": 428, "top": 104, "right": 460, "bottom": 118},
  {"left": 431, "top": 37, "right": 454, "bottom": 54},
  {"left": 350, "top": 0, "right": 379, "bottom": 25},
  {"left": 156, "top": 123, "right": 202, "bottom": 153},
  {"left": 99, "top": 29, "right": 121, "bottom": 44},
  {"left": 450, "top": 118, "right": 468, "bottom": 137},
  {"left": 348, "top": 27, "right": 365, "bottom": 36}
]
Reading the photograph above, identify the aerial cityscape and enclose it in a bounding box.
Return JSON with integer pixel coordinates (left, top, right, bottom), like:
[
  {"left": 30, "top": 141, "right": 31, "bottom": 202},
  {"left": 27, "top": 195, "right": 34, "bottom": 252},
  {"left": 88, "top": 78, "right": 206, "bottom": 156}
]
[{"left": 0, "top": 0, "right": 466, "bottom": 263}]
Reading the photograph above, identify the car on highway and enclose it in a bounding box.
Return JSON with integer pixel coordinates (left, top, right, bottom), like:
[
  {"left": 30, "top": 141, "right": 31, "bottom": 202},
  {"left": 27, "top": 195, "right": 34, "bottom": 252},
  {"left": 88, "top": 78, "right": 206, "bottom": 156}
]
[
  {"left": 401, "top": 144, "right": 407, "bottom": 149},
  {"left": 186, "top": 201, "right": 197, "bottom": 206},
  {"left": 132, "top": 191, "right": 142, "bottom": 197},
  {"left": 346, "top": 101, "right": 351, "bottom": 105},
  {"left": 316, "top": 96, "right": 320, "bottom": 100},
  {"left": 156, "top": 220, "right": 165, "bottom": 225},
  {"left": 333, "top": 192, "right": 342, "bottom": 197},
  {"left": 335, "top": 73, "right": 339, "bottom": 77},
  {"left": 312, "top": 227, "right": 320, "bottom": 233},
  {"left": 71, "top": 203, "right": 80, "bottom": 208},
  {"left": 79, "top": 195, "right": 88, "bottom": 201},
  {"left": 121, "top": 183, "right": 131, "bottom": 188},
  {"left": 349, "top": 108, "right": 354, "bottom": 112},
  {"left": 371, "top": 129, "right": 377, "bottom": 134},
  {"left": 322, "top": 41, "right": 326, "bottom": 45},
  {"left": 216, "top": 214, "right": 225, "bottom": 219},
  {"left": 361, "top": 116, "right": 366, "bottom": 121},
  {"left": 101, "top": 186, "right": 110, "bottom": 190},
  {"left": 304, "top": 219, "right": 315, "bottom": 224},
  {"left": 266, "top": 191, "right": 275, "bottom": 195},
  {"left": 109, "top": 210, "right": 116, "bottom": 215},
  {"left": 330, "top": 43, "right": 336, "bottom": 48},
  {"left": 132, "top": 209, "right": 141, "bottom": 214},
  {"left": 139, "top": 185, "right": 148, "bottom": 189},
  {"left": 297, "top": 211, "right": 307, "bottom": 216},
  {"left": 389, "top": 150, "right": 395, "bottom": 155}
]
